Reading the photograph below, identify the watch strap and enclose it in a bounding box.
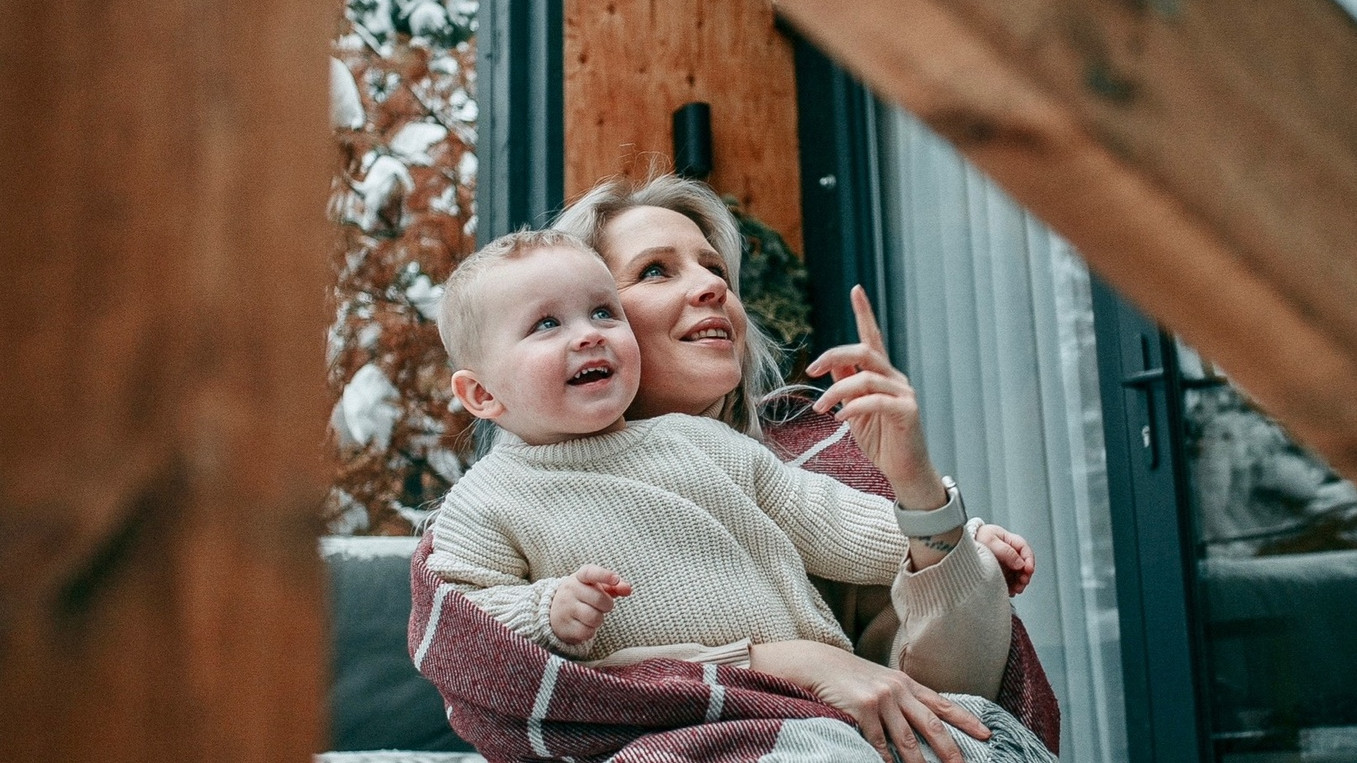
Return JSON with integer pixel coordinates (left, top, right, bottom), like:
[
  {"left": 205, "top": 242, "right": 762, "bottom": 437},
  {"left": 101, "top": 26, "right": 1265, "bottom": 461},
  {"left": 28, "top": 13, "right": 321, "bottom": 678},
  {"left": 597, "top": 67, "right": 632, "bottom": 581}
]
[{"left": 893, "top": 476, "right": 968, "bottom": 537}]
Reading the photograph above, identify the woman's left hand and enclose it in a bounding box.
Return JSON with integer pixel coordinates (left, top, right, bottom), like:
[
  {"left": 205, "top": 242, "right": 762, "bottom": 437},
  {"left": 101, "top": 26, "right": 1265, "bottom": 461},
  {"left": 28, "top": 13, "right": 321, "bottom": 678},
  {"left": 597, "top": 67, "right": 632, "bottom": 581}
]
[
  {"left": 749, "top": 639, "right": 991, "bottom": 763},
  {"left": 806, "top": 285, "right": 946, "bottom": 511}
]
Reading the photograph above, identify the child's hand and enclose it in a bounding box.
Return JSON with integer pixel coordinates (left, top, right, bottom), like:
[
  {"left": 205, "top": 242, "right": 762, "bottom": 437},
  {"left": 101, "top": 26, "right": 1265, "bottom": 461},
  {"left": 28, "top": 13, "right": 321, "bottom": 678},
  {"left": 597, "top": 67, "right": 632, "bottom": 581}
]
[
  {"left": 549, "top": 565, "right": 633, "bottom": 645},
  {"left": 975, "top": 523, "right": 1035, "bottom": 596}
]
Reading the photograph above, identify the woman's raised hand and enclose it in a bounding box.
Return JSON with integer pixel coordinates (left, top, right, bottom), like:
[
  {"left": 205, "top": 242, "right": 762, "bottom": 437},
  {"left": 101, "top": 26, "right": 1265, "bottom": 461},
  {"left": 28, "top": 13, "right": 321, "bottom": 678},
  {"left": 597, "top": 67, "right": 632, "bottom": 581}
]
[
  {"left": 749, "top": 639, "right": 990, "bottom": 763},
  {"left": 805, "top": 285, "right": 946, "bottom": 511}
]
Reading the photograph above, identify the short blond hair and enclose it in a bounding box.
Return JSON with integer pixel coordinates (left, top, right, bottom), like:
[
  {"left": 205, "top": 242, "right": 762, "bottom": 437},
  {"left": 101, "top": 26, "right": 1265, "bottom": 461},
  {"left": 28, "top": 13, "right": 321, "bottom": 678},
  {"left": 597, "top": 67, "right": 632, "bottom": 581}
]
[{"left": 436, "top": 228, "right": 599, "bottom": 370}]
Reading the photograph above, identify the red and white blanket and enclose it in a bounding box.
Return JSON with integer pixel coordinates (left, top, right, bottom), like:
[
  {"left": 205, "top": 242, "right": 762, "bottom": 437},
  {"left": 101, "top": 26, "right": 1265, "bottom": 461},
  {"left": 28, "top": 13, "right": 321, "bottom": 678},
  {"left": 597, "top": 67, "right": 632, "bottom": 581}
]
[
  {"left": 411, "top": 548, "right": 866, "bottom": 761},
  {"left": 409, "top": 404, "right": 1060, "bottom": 760}
]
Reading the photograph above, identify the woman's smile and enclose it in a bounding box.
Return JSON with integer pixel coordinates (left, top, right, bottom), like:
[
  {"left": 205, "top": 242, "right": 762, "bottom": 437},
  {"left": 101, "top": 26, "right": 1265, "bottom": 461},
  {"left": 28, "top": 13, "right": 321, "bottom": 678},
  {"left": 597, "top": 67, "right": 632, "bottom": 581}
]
[{"left": 681, "top": 316, "right": 734, "bottom": 345}]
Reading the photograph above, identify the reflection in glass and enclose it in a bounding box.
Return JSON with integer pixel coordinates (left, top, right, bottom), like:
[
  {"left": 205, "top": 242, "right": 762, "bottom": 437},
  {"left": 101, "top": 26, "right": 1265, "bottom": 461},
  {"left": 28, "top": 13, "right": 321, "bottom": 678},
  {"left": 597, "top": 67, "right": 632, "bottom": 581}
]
[{"left": 1179, "top": 343, "right": 1357, "bottom": 760}]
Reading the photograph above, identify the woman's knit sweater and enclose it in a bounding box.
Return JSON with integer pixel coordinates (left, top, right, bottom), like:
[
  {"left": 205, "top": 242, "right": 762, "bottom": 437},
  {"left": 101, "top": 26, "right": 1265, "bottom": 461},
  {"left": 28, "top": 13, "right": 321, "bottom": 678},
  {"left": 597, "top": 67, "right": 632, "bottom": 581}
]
[{"left": 428, "top": 413, "right": 1007, "bottom": 695}]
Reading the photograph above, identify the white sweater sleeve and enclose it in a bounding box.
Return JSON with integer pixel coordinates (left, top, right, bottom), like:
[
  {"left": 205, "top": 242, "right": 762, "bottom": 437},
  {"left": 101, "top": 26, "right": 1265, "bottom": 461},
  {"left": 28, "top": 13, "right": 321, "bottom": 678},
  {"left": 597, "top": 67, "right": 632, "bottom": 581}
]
[
  {"left": 427, "top": 491, "right": 593, "bottom": 658},
  {"left": 888, "top": 521, "right": 1011, "bottom": 699},
  {"left": 719, "top": 422, "right": 1010, "bottom": 695},
  {"left": 735, "top": 430, "right": 905, "bottom": 584}
]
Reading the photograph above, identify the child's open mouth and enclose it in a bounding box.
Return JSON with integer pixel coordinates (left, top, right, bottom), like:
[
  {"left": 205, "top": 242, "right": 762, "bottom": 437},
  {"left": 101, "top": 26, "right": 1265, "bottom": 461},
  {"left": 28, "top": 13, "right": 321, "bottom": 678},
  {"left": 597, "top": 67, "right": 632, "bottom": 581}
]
[{"left": 568, "top": 365, "right": 614, "bottom": 385}]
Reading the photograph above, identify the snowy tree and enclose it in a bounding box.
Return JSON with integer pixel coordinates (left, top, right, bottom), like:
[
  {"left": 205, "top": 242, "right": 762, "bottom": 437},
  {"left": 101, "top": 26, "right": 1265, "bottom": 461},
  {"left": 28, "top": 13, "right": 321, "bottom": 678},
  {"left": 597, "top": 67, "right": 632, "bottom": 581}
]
[{"left": 326, "top": 0, "right": 478, "bottom": 535}]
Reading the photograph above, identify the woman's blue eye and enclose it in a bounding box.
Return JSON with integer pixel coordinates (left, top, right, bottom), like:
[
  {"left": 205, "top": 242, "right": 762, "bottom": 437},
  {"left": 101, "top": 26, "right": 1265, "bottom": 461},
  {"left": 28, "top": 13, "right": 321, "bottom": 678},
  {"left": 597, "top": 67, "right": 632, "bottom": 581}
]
[
  {"left": 591, "top": 307, "right": 614, "bottom": 320},
  {"left": 534, "top": 317, "right": 560, "bottom": 331},
  {"left": 639, "top": 263, "right": 665, "bottom": 279}
]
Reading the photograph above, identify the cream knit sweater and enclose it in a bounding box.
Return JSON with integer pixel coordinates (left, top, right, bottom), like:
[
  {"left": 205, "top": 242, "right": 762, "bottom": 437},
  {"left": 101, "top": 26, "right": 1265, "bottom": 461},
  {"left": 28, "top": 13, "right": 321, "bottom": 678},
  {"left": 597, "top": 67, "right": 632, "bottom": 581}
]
[{"left": 428, "top": 413, "right": 1007, "bottom": 696}]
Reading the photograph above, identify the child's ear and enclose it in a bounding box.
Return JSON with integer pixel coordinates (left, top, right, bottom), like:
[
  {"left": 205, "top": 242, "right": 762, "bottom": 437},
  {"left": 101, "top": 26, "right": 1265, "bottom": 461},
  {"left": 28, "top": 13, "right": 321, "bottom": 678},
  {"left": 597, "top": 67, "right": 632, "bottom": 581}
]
[{"left": 451, "top": 370, "right": 505, "bottom": 420}]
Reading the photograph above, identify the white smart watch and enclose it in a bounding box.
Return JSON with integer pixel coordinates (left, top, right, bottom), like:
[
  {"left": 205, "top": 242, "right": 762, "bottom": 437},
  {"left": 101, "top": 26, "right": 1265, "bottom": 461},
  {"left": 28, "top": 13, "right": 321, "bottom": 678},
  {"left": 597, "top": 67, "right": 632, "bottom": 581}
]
[{"left": 893, "top": 476, "right": 968, "bottom": 537}]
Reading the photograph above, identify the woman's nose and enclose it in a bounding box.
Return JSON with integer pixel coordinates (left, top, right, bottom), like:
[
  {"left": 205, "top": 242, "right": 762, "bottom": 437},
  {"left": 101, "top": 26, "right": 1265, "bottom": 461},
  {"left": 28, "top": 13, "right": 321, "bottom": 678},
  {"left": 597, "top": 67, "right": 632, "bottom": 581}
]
[{"left": 687, "top": 266, "right": 729, "bottom": 306}]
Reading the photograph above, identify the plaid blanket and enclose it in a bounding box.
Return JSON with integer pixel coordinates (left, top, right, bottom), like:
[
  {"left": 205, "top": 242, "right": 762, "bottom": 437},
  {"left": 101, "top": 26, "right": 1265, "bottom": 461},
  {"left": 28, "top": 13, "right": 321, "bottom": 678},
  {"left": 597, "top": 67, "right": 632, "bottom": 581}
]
[
  {"left": 410, "top": 535, "right": 1055, "bottom": 762},
  {"left": 411, "top": 553, "right": 869, "bottom": 761},
  {"left": 410, "top": 403, "right": 1060, "bottom": 760}
]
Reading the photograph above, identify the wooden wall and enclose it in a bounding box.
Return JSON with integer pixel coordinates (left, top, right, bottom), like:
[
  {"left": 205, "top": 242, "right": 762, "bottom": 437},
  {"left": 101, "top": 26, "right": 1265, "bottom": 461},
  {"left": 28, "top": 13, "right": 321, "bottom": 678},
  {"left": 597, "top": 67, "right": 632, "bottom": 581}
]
[
  {"left": 564, "top": 0, "right": 804, "bottom": 253},
  {"left": 0, "top": 1, "right": 333, "bottom": 759}
]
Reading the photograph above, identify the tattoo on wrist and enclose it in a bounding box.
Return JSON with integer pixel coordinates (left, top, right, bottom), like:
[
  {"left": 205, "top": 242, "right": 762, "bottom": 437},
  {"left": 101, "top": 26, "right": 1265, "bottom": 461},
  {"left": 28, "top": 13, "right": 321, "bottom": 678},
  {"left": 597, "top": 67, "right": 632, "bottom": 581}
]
[{"left": 915, "top": 535, "right": 956, "bottom": 554}]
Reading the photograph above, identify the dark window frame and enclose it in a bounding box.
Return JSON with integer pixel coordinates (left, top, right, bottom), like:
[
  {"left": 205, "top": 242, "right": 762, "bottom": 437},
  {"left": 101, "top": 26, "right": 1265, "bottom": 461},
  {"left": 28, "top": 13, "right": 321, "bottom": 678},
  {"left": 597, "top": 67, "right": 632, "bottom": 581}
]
[
  {"left": 476, "top": 0, "right": 564, "bottom": 241},
  {"left": 1092, "top": 278, "right": 1211, "bottom": 762},
  {"left": 788, "top": 30, "right": 890, "bottom": 359}
]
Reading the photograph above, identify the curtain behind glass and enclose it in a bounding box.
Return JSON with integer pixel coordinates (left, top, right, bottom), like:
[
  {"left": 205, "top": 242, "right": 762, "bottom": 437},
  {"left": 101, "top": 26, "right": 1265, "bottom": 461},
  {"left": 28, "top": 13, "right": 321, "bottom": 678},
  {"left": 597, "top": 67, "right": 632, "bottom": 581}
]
[{"left": 878, "top": 107, "right": 1127, "bottom": 761}]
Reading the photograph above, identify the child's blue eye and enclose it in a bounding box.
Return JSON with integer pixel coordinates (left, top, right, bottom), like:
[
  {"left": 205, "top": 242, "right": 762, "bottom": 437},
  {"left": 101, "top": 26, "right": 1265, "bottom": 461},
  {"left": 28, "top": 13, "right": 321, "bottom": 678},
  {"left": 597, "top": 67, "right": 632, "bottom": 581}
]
[
  {"left": 534, "top": 317, "right": 560, "bottom": 331},
  {"left": 591, "top": 307, "right": 614, "bottom": 321},
  {"left": 707, "top": 263, "right": 727, "bottom": 279}
]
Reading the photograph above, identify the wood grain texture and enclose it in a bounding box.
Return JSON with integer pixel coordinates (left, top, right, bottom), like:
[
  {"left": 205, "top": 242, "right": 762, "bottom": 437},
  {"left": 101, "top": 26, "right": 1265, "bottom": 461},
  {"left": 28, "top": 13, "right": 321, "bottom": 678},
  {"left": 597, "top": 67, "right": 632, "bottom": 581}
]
[
  {"left": 0, "top": 0, "right": 333, "bottom": 759},
  {"left": 776, "top": 0, "right": 1357, "bottom": 480},
  {"left": 564, "top": 0, "right": 804, "bottom": 253}
]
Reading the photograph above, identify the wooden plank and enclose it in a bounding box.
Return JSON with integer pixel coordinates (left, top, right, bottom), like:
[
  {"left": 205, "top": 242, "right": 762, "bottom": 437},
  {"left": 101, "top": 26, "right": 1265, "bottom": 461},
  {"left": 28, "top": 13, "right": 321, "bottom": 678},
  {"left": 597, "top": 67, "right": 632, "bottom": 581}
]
[
  {"left": 564, "top": 0, "right": 804, "bottom": 253},
  {"left": 775, "top": 0, "right": 1357, "bottom": 480},
  {"left": 0, "top": 0, "right": 333, "bottom": 759}
]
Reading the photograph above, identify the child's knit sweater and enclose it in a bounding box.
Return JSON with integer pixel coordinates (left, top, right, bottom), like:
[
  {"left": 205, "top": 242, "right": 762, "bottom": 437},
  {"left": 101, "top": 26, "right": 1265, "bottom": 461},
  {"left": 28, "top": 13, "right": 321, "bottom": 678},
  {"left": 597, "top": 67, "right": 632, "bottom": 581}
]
[{"left": 428, "top": 413, "right": 1006, "bottom": 694}]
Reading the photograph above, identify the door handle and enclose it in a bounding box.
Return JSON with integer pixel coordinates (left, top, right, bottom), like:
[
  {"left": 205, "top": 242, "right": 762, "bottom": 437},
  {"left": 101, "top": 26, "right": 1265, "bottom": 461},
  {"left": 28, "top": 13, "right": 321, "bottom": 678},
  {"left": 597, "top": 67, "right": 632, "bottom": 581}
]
[
  {"left": 1121, "top": 368, "right": 1165, "bottom": 389},
  {"left": 1121, "top": 366, "right": 1165, "bottom": 468}
]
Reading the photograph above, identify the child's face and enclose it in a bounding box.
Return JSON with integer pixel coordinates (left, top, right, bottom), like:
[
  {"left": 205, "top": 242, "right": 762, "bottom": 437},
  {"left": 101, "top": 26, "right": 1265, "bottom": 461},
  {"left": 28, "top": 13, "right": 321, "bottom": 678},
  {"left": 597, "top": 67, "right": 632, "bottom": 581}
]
[{"left": 456, "top": 246, "right": 641, "bottom": 445}]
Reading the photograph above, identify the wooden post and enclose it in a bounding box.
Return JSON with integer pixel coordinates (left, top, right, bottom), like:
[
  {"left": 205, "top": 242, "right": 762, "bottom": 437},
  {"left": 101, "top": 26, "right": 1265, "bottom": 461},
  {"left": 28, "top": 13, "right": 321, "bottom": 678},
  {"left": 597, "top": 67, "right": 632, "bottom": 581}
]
[
  {"left": 775, "top": 0, "right": 1357, "bottom": 480},
  {"left": 0, "top": 0, "right": 333, "bottom": 759}
]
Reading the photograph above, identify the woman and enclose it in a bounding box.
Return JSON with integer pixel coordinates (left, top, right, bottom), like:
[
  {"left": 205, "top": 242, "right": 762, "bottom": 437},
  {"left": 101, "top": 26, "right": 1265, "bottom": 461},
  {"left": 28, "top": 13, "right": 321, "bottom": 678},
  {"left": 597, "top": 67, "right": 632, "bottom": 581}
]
[
  {"left": 410, "top": 174, "right": 1058, "bottom": 763},
  {"left": 553, "top": 173, "right": 1045, "bottom": 753}
]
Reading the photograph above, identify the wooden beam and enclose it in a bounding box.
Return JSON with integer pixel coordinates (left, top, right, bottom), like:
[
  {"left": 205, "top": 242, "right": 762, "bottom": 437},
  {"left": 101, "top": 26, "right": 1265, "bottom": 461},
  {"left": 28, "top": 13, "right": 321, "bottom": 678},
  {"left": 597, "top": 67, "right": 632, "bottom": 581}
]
[
  {"left": 0, "top": 0, "right": 332, "bottom": 759},
  {"left": 775, "top": 0, "right": 1357, "bottom": 480}
]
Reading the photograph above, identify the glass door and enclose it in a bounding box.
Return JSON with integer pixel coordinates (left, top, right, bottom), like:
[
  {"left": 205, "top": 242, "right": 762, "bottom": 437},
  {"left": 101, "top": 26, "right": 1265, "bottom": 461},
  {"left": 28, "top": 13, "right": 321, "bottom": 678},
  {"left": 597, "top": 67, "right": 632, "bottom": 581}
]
[
  {"left": 1094, "top": 280, "right": 1357, "bottom": 762},
  {"left": 1179, "top": 345, "right": 1357, "bottom": 761},
  {"left": 1093, "top": 281, "right": 1207, "bottom": 762}
]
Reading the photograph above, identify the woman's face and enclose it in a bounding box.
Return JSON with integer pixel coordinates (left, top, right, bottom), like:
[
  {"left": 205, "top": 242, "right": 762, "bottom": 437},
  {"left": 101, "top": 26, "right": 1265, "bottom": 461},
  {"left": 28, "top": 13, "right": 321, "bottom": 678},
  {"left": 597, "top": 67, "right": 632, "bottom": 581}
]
[{"left": 598, "top": 205, "right": 748, "bottom": 420}]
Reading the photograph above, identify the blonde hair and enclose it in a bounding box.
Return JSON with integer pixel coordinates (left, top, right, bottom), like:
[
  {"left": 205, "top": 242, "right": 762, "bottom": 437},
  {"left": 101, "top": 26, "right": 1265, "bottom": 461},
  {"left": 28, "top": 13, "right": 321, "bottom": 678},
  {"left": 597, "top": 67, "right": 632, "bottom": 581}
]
[
  {"left": 436, "top": 228, "right": 599, "bottom": 370},
  {"left": 551, "top": 174, "right": 784, "bottom": 437}
]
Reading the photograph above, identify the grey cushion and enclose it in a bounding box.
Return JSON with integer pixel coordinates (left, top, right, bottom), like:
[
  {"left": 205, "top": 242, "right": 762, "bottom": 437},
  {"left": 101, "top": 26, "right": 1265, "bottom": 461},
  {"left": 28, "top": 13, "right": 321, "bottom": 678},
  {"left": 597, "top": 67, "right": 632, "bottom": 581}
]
[
  {"left": 1202, "top": 549, "right": 1357, "bottom": 728},
  {"left": 323, "top": 536, "right": 474, "bottom": 753}
]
